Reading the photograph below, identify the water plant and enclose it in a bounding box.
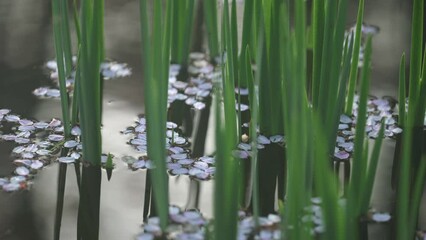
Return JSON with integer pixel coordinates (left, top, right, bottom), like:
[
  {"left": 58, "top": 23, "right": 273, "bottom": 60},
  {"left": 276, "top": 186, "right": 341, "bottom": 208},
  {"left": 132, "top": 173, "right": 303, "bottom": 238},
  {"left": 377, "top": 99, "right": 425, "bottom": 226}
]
[
  {"left": 395, "top": 0, "right": 426, "bottom": 239},
  {"left": 139, "top": 0, "right": 172, "bottom": 231},
  {"left": 1, "top": 0, "right": 426, "bottom": 240}
]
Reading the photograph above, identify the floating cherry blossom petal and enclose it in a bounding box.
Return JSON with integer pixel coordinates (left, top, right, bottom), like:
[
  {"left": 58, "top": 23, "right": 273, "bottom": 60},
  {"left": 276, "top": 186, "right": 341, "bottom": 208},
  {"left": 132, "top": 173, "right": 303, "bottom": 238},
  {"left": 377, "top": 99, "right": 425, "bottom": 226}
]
[
  {"left": 193, "top": 102, "right": 206, "bottom": 110},
  {"left": 340, "top": 114, "right": 352, "bottom": 124},
  {"left": 33, "top": 87, "right": 49, "bottom": 97},
  {"left": 64, "top": 140, "right": 78, "bottom": 148},
  {"left": 3, "top": 183, "right": 20, "bottom": 192},
  {"left": 15, "top": 137, "right": 30, "bottom": 144},
  {"left": 58, "top": 156, "right": 75, "bottom": 164},
  {"left": 199, "top": 156, "right": 214, "bottom": 164},
  {"left": 34, "top": 122, "right": 49, "bottom": 129},
  {"left": 167, "top": 163, "right": 182, "bottom": 170},
  {"left": 189, "top": 168, "right": 204, "bottom": 176},
  {"left": 48, "top": 134, "right": 64, "bottom": 142},
  {"left": 15, "top": 166, "right": 30, "bottom": 176},
  {"left": 334, "top": 151, "right": 350, "bottom": 160},
  {"left": 132, "top": 160, "right": 146, "bottom": 169},
  {"left": 392, "top": 127, "right": 403, "bottom": 134},
  {"left": 257, "top": 135, "right": 271, "bottom": 145},
  {"left": 233, "top": 150, "right": 250, "bottom": 159},
  {"left": 270, "top": 135, "right": 284, "bottom": 143},
  {"left": 177, "top": 159, "right": 194, "bottom": 165},
  {"left": 46, "top": 89, "right": 61, "bottom": 98},
  {"left": 71, "top": 126, "right": 81, "bottom": 136},
  {"left": 5, "top": 115, "right": 20, "bottom": 122},
  {"left": 171, "top": 168, "right": 189, "bottom": 175},
  {"left": 30, "top": 160, "right": 44, "bottom": 170},
  {"left": 371, "top": 212, "right": 391, "bottom": 222},
  {"left": 193, "top": 161, "right": 209, "bottom": 170},
  {"left": 171, "top": 153, "right": 188, "bottom": 160}
]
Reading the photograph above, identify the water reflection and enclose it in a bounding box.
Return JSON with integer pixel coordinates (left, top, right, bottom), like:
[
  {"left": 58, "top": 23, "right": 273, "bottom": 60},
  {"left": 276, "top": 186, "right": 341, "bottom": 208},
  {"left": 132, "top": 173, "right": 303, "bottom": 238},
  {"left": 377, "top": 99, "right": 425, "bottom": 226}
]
[{"left": 0, "top": 0, "right": 421, "bottom": 239}]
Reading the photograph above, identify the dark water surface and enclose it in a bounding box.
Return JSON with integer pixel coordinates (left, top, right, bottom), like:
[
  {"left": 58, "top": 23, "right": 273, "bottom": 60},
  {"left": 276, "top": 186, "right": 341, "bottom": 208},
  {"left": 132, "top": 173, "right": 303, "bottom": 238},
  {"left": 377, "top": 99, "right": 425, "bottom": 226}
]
[{"left": 0, "top": 0, "right": 423, "bottom": 239}]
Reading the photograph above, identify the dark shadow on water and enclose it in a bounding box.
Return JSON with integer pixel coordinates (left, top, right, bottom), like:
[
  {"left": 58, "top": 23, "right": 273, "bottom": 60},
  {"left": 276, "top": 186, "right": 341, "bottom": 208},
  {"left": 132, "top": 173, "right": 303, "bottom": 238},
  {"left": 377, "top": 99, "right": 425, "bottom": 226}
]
[{"left": 0, "top": 65, "right": 46, "bottom": 240}]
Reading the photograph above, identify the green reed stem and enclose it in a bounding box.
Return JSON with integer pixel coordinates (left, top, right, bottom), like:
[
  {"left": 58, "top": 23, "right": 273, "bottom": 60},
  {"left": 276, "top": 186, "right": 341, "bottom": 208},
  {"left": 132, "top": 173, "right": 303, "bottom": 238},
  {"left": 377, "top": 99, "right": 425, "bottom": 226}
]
[
  {"left": 247, "top": 26, "right": 263, "bottom": 225},
  {"left": 171, "top": 0, "right": 194, "bottom": 65},
  {"left": 214, "top": 74, "right": 238, "bottom": 240},
  {"left": 311, "top": 0, "right": 323, "bottom": 105},
  {"left": 397, "top": 1, "right": 424, "bottom": 238},
  {"left": 398, "top": 54, "right": 406, "bottom": 127},
  {"left": 52, "top": 0, "right": 73, "bottom": 238},
  {"left": 347, "top": 36, "right": 372, "bottom": 240},
  {"left": 360, "top": 120, "right": 385, "bottom": 214},
  {"left": 139, "top": 0, "right": 171, "bottom": 231},
  {"left": 76, "top": 0, "right": 103, "bottom": 238},
  {"left": 345, "top": 0, "right": 364, "bottom": 115},
  {"left": 204, "top": 0, "right": 219, "bottom": 58}
]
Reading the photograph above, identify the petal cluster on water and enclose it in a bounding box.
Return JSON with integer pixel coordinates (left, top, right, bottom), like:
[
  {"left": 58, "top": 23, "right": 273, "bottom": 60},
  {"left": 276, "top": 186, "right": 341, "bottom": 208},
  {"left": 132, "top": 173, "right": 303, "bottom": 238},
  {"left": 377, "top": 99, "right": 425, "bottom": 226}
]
[
  {"left": 35, "top": 59, "right": 132, "bottom": 99},
  {"left": 0, "top": 109, "right": 114, "bottom": 192}
]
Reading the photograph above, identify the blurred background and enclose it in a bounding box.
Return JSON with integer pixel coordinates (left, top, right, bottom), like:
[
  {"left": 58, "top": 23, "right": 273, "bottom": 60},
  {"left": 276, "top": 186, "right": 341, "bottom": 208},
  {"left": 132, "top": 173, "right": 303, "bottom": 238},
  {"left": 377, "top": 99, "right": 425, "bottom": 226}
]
[{"left": 0, "top": 0, "right": 418, "bottom": 239}]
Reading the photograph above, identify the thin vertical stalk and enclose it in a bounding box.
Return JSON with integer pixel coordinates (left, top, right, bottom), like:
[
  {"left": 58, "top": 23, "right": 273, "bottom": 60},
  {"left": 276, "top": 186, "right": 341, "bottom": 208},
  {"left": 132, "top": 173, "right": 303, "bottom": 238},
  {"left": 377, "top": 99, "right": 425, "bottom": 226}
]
[
  {"left": 52, "top": 0, "right": 73, "bottom": 238},
  {"left": 203, "top": 0, "right": 219, "bottom": 58},
  {"left": 247, "top": 39, "right": 262, "bottom": 226},
  {"left": 360, "top": 121, "right": 385, "bottom": 214},
  {"left": 171, "top": 0, "right": 194, "bottom": 65},
  {"left": 76, "top": 0, "right": 103, "bottom": 238},
  {"left": 213, "top": 76, "right": 238, "bottom": 240},
  {"left": 396, "top": 0, "right": 424, "bottom": 238},
  {"left": 347, "top": 36, "right": 373, "bottom": 240},
  {"left": 139, "top": 0, "right": 171, "bottom": 231},
  {"left": 345, "top": 0, "right": 364, "bottom": 115},
  {"left": 398, "top": 54, "right": 406, "bottom": 127},
  {"left": 58, "top": 0, "right": 73, "bottom": 76},
  {"left": 311, "top": 0, "right": 324, "bottom": 105}
]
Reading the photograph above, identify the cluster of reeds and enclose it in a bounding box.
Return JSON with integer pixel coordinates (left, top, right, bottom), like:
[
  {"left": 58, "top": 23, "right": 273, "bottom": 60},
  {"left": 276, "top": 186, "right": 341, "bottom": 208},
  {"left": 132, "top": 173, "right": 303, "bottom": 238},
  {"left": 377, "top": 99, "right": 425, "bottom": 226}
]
[
  {"left": 52, "top": 0, "right": 104, "bottom": 239},
  {"left": 49, "top": 0, "right": 425, "bottom": 239}
]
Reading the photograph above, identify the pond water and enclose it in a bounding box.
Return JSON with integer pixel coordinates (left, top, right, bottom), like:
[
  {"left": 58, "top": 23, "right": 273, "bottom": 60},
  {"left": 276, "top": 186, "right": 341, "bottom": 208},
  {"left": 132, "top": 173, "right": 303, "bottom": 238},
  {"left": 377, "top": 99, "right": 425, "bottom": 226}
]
[{"left": 0, "top": 0, "right": 424, "bottom": 240}]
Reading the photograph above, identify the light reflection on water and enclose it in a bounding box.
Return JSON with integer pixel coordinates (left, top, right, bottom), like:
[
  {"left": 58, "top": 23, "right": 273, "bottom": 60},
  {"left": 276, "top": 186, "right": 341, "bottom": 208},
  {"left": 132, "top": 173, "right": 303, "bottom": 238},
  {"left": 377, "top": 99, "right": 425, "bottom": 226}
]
[{"left": 0, "top": 0, "right": 423, "bottom": 239}]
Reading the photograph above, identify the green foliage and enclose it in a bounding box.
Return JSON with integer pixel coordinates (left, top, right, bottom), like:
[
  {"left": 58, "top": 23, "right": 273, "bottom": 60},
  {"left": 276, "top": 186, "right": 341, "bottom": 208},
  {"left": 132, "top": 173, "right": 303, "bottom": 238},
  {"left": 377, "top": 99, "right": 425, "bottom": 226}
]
[
  {"left": 345, "top": 0, "right": 364, "bottom": 115},
  {"left": 48, "top": 0, "right": 425, "bottom": 239},
  {"left": 398, "top": 54, "right": 406, "bottom": 127},
  {"left": 139, "top": 0, "right": 172, "bottom": 232},
  {"left": 52, "top": 0, "right": 72, "bottom": 137},
  {"left": 171, "top": 0, "right": 195, "bottom": 65},
  {"left": 204, "top": 0, "right": 219, "bottom": 58},
  {"left": 396, "top": 0, "right": 426, "bottom": 238}
]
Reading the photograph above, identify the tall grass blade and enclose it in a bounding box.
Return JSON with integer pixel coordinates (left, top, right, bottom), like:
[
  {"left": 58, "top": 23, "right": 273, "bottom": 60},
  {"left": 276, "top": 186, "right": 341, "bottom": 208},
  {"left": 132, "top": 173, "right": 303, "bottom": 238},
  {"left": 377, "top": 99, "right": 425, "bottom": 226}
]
[
  {"left": 360, "top": 120, "right": 385, "bottom": 214},
  {"left": 247, "top": 35, "right": 262, "bottom": 225},
  {"left": 171, "top": 0, "right": 194, "bottom": 64},
  {"left": 311, "top": 0, "right": 324, "bottom": 105},
  {"left": 203, "top": 0, "right": 219, "bottom": 58},
  {"left": 72, "top": 0, "right": 81, "bottom": 44},
  {"left": 239, "top": 0, "right": 255, "bottom": 88},
  {"left": 52, "top": 0, "right": 73, "bottom": 238},
  {"left": 313, "top": 116, "right": 345, "bottom": 240},
  {"left": 396, "top": 1, "right": 424, "bottom": 238},
  {"left": 398, "top": 54, "right": 406, "bottom": 127},
  {"left": 345, "top": 0, "right": 364, "bottom": 115},
  {"left": 396, "top": 107, "right": 414, "bottom": 240},
  {"left": 316, "top": 0, "right": 337, "bottom": 114},
  {"left": 347, "top": 36, "right": 373, "bottom": 240},
  {"left": 76, "top": 0, "right": 103, "bottom": 238},
  {"left": 139, "top": 0, "right": 171, "bottom": 231},
  {"left": 281, "top": 0, "right": 312, "bottom": 237},
  {"left": 59, "top": 0, "right": 73, "bottom": 76},
  {"left": 407, "top": 0, "right": 423, "bottom": 110},
  {"left": 408, "top": 154, "right": 426, "bottom": 235},
  {"left": 213, "top": 76, "right": 238, "bottom": 240},
  {"left": 222, "top": 0, "right": 238, "bottom": 144}
]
